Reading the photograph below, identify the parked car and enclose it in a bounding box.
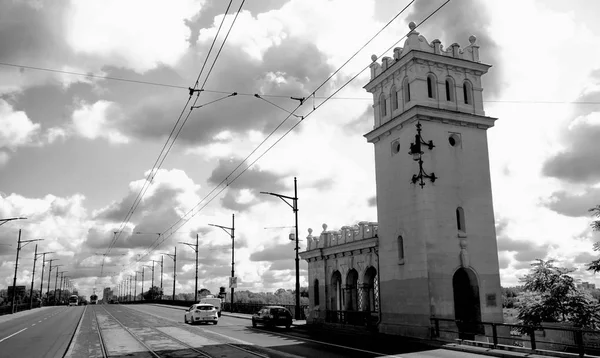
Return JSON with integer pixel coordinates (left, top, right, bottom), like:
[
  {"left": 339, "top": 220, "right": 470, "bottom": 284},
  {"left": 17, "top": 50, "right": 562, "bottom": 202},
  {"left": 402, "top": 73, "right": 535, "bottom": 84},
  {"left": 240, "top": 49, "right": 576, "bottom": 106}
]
[
  {"left": 252, "top": 306, "right": 292, "bottom": 329},
  {"left": 184, "top": 303, "right": 219, "bottom": 325}
]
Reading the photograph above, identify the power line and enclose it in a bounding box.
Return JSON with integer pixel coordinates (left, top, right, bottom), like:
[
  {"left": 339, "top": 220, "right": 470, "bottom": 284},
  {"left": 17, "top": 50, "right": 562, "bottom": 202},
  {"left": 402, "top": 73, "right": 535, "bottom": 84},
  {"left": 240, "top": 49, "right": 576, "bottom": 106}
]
[
  {"left": 105, "top": 0, "right": 237, "bottom": 257},
  {"left": 3, "top": 61, "right": 600, "bottom": 105},
  {"left": 130, "top": 0, "right": 428, "bottom": 265}
]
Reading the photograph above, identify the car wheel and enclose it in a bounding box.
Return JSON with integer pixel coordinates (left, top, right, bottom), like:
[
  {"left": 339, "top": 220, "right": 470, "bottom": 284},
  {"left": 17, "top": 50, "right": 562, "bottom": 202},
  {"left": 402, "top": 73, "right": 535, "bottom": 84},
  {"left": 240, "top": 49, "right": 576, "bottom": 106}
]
[
  {"left": 252, "top": 319, "right": 257, "bottom": 327},
  {"left": 184, "top": 315, "right": 188, "bottom": 324},
  {"left": 213, "top": 321, "right": 218, "bottom": 325},
  {"left": 286, "top": 324, "right": 291, "bottom": 329}
]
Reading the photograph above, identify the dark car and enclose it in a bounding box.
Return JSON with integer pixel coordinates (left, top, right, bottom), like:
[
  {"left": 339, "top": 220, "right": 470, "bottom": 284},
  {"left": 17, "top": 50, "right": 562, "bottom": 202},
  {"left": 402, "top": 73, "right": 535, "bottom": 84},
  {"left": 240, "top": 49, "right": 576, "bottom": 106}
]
[{"left": 252, "top": 306, "right": 292, "bottom": 329}]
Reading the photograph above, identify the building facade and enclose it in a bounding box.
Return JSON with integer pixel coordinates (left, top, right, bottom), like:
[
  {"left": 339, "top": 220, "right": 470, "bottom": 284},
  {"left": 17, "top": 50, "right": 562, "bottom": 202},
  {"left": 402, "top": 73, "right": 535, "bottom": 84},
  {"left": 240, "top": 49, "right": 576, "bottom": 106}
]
[{"left": 300, "top": 22, "right": 503, "bottom": 339}]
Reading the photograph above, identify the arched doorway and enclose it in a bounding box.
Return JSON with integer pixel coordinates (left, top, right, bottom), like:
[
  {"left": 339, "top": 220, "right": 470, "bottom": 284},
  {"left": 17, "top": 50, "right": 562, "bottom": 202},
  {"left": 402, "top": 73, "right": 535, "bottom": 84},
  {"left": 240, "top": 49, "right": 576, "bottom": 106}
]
[
  {"left": 362, "top": 266, "right": 377, "bottom": 312},
  {"left": 330, "top": 271, "right": 342, "bottom": 311},
  {"left": 452, "top": 267, "right": 483, "bottom": 339},
  {"left": 345, "top": 269, "right": 358, "bottom": 311}
]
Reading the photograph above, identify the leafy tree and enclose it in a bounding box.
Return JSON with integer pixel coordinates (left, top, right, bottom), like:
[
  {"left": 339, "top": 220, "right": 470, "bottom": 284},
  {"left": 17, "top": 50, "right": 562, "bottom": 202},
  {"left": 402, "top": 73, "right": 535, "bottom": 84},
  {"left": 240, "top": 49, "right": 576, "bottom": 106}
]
[
  {"left": 143, "top": 286, "right": 163, "bottom": 300},
  {"left": 587, "top": 205, "right": 600, "bottom": 273},
  {"left": 198, "top": 288, "right": 211, "bottom": 297},
  {"left": 517, "top": 259, "right": 600, "bottom": 331}
]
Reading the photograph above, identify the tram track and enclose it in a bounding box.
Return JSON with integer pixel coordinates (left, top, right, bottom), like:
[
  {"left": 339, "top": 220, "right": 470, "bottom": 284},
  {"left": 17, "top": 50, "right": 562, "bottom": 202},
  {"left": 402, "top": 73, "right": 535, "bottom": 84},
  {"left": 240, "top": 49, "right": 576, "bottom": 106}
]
[{"left": 97, "top": 305, "right": 270, "bottom": 358}]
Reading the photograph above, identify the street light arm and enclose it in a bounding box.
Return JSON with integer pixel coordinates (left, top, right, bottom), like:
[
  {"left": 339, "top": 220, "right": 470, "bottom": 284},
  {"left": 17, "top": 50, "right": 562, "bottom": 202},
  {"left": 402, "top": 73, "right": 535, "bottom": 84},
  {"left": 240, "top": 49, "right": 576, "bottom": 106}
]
[
  {"left": 208, "top": 223, "right": 233, "bottom": 237},
  {"left": 0, "top": 217, "right": 27, "bottom": 226},
  {"left": 178, "top": 242, "right": 197, "bottom": 252},
  {"left": 260, "top": 191, "right": 295, "bottom": 210}
]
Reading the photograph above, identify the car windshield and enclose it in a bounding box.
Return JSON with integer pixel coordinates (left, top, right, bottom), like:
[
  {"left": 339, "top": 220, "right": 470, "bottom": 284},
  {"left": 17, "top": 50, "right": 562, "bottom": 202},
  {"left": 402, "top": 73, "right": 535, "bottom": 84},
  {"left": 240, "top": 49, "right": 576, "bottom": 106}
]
[
  {"left": 197, "top": 306, "right": 213, "bottom": 311},
  {"left": 271, "top": 308, "right": 289, "bottom": 315}
]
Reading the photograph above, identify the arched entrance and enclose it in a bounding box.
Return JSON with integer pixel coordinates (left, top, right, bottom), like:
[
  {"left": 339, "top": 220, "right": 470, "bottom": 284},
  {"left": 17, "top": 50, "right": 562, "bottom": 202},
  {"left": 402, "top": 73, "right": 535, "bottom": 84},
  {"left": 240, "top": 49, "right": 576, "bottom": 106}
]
[
  {"left": 452, "top": 267, "right": 483, "bottom": 339},
  {"left": 362, "top": 266, "right": 377, "bottom": 312},
  {"left": 345, "top": 269, "right": 358, "bottom": 311},
  {"left": 330, "top": 271, "right": 343, "bottom": 311}
]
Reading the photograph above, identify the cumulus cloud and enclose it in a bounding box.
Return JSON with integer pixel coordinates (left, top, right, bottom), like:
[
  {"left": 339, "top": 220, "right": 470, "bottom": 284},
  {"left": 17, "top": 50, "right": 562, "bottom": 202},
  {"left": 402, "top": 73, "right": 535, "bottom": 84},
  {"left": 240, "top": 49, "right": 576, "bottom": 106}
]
[
  {"left": 543, "top": 188, "right": 600, "bottom": 217},
  {"left": 250, "top": 240, "right": 295, "bottom": 262},
  {"left": 72, "top": 100, "right": 129, "bottom": 144},
  {"left": 0, "top": 99, "right": 40, "bottom": 150}
]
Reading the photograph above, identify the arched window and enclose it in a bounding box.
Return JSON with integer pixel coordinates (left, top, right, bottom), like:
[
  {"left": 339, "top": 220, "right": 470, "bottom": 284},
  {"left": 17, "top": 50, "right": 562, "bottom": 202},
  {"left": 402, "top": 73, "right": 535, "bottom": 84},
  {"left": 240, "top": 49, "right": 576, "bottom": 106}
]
[
  {"left": 397, "top": 235, "right": 405, "bottom": 262},
  {"left": 379, "top": 93, "right": 387, "bottom": 118},
  {"left": 403, "top": 78, "right": 410, "bottom": 103},
  {"left": 456, "top": 207, "right": 466, "bottom": 232},
  {"left": 390, "top": 85, "right": 398, "bottom": 111},
  {"left": 445, "top": 78, "right": 455, "bottom": 102},
  {"left": 463, "top": 81, "right": 473, "bottom": 105},
  {"left": 427, "top": 74, "right": 437, "bottom": 99},
  {"left": 314, "top": 279, "right": 320, "bottom": 306}
]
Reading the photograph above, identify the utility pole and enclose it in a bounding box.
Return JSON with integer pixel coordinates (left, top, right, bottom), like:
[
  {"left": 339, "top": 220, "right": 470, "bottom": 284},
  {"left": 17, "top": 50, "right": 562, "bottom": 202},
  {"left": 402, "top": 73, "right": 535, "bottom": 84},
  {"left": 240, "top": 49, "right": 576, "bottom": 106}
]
[
  {"left": 129, "top": 276, "right": 132, "bottom": 301},
  {"left": 11, "top": 230, "right": 42, "bottom": 313},
  {"left": 53, "top": 265, "right": 64, "bottom": 304},
  {"left": 209, "top": 214, "right": 235, "bottom": 312},
  {"left": 46, "top": 259, "right": 59, "bottom": 302},
  {"left": 135, "top": 271, "right": 141, "bottom": 301},
  {"left": 179, "top": 235, "right": 199, "bottom": 302},
  {"left": 160, "top": 256, "right": 164, "bottom": 299},
  {"left": 38, "top": 251, "right": 54, "bottom": 307},
  {"left": 28, "top": 244, "right": 37, "bottom": 309},
  {"left": 58, "top": 271, "right": 68, "bottom": 304},
  {"left": 260, "top": 177, "right": 301, "bottom": 320},
  {"left": 142, "top": 266, "right": 151, "bottom": 300},
  {"left": 164, "top": 247, "right": 176, "bottom": 300}
]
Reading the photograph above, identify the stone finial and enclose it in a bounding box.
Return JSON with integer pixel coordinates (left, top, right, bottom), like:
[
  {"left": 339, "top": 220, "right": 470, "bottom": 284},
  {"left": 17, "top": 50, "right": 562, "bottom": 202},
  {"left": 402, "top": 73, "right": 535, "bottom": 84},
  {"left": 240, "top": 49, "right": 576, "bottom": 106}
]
[
  {"left": 469, "top": 35, "right": 477, "bottom": 45},
  {"left": 322, "top": 223, "right": 328, "bottom": 232},
  {"left": 371, "top": 54, "right": 378, "bottom": 62},
  {"left": 408, "top": 21, "right": 416, "bottom": 31}
]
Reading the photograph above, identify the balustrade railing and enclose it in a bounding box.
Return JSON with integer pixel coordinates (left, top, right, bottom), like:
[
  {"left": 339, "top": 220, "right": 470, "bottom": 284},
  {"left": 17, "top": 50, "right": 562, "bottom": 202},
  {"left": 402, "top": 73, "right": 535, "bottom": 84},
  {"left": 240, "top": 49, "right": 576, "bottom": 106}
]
[{"left": 431, "top": 317, "right": 600, "bottom": 358}]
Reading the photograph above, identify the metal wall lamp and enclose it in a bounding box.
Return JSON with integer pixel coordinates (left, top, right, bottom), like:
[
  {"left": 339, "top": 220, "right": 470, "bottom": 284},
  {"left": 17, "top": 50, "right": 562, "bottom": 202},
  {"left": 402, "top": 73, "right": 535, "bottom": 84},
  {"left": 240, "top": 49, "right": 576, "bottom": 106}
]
[{"left": 408, "top": 122, "right": 437, "bottom": 188}]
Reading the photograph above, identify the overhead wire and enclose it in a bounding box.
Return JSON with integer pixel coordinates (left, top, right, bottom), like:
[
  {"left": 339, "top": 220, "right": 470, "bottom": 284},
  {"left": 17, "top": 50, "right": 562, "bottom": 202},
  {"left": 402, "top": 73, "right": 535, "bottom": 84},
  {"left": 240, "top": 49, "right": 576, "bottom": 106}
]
[
  {"left": 130, "top": 0, "right": 440, "bottom": 266},
  {"left": 134, "top": 0, "right": 247, "bottom": 259},
  {"left": 104, "top": 0, "right": 237, "bottom": 257}
]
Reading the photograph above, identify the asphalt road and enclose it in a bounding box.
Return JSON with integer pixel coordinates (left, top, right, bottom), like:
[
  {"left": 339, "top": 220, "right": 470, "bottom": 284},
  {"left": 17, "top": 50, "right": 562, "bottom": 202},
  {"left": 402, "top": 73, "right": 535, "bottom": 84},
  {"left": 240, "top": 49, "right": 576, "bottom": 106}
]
[
  {"left": 0, "top": 304, "right": 528, "bottom": 357},
  {"left": 0, "top": 306, "right": 83, "bottom": 358}
]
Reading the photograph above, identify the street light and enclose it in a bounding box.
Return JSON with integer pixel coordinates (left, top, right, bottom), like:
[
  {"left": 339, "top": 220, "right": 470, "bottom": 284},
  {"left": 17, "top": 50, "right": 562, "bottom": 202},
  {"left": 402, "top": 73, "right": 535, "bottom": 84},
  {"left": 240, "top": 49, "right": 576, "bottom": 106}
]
[
  {"left": 37, "top": 251, "right": 54, "bottom": 307},
  {"left": 162, "top": 248, "right": 177, "bottom": 300},
  {"left": 142, "top": 265, "right": 152, "bottom": 300},
  {"left": 179, "top": 235, "right": 199, "bottom": 302},
  {"left": 0, "top": 217, "right": 27, "bottom": 227},
  {"left": 208, "top": 214, "right": 235, "bottom": 312},
  {"left": 260, "top": 177, "right": 301, "bottom": 320},
  {"left": 30, "top": 247, "right": 54, "bottom": 309},
  {"left": 10, "top": 230, "right": 43, "bottom": 313},
  {"left": 408, "top": 122, "right": 437, "bottom": 188}
]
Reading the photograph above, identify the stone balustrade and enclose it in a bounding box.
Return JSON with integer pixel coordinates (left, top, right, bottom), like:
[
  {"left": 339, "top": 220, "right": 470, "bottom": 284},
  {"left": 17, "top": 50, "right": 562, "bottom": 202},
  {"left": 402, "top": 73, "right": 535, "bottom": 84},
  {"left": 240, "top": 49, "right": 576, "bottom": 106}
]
[{"left": 305, "top": 221, "right": 378, "bottom": 251}]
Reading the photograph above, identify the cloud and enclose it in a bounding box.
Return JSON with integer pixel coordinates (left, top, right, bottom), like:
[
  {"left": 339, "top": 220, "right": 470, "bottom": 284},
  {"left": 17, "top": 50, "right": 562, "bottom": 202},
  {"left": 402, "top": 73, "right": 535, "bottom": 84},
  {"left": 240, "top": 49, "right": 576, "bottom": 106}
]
[
  {"left": 72, "top": 100, "right": 129, "bottom": 144},
  {"left": 0, "top": 99, "right": 41, "bottom": 150},
  {"left": 250, "top": 241, "right": 295, "bottom": 262},
  {"left": 367, "top": 196, "right": 376, "bottom": 207},
  {"left": 574, "top": 251, "right": 596, "bottom": 264},
  {"left": 543, "top": 188, "right": 600, "bottom": 217}
]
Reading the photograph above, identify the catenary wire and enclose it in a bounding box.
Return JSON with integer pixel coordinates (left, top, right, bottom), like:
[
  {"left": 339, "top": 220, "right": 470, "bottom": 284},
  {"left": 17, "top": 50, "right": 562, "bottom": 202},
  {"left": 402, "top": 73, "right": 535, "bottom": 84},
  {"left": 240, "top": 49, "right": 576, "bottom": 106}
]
[
  {"left": 104, "top": 0, "right": 236, "bottom": 256},
  {"left": 130, "top": 0, "right": 431, "bottom": 265}
]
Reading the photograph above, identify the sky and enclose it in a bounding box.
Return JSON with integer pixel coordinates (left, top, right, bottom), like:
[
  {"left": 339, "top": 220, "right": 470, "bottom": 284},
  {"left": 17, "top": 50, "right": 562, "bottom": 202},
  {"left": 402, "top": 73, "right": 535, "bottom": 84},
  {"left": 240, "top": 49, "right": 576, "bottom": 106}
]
[{"left": 1, "top": 0, "right": 600, "bottom": 300}]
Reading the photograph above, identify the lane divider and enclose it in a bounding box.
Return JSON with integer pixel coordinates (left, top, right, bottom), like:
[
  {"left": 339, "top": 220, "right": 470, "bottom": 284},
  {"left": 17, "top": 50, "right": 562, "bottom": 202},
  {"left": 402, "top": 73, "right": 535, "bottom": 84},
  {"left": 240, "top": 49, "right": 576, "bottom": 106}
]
[
  {"left": 62, "top": 306, "right": 87, "bottom": 358},
  {"left": 0, "top": 328, "right": 27, "bottom": 343}
]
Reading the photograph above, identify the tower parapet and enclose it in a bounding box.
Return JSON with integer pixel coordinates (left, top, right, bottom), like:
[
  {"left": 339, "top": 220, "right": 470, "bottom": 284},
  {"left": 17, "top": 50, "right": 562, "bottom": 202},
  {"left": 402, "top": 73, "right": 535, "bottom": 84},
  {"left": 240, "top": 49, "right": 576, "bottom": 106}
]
[{"left": 365, "top": 22, "right": 491, "bottom": 131}]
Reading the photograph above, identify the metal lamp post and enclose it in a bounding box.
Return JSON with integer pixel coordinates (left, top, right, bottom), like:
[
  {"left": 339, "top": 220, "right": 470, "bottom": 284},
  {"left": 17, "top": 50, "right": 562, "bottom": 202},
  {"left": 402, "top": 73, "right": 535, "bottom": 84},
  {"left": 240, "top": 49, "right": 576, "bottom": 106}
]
[
  {"left": 209, "top": 214, "right": 235, "bottom": 312},
  {"left": 179, "top": 235, "right": 199, "bottom": 302},
  {"left": 260, "top": 177, "right": 301, "bottom": 320},
  {"left": 11, "top": 231, "right": 43, "bottom": 313},
  {"left": 163, "top": 247, "right": 177, "bottom": 300}
]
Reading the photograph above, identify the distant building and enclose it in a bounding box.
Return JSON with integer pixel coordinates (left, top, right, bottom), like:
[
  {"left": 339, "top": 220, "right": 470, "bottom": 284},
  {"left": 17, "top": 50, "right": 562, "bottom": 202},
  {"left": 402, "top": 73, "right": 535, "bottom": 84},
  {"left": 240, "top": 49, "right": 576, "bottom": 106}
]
[
  {"left": 578, "top": 282, "right": 596, "bottom": 290},
  {"left": 103, "top": 287, "right": 113, "bottom": 302},
  {"left": 301, "top": 22, "right": 503, "bottom": 340}
]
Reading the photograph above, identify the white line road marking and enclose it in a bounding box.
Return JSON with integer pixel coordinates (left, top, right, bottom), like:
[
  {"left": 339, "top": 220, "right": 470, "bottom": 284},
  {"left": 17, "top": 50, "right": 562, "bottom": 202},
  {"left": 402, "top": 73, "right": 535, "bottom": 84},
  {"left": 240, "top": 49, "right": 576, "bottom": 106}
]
[
  {"left": 0, "top": 328, "right": 27, "bottom": 343},
  {"left": 31, "top": 324, "right": 35, "bottom": 326}
]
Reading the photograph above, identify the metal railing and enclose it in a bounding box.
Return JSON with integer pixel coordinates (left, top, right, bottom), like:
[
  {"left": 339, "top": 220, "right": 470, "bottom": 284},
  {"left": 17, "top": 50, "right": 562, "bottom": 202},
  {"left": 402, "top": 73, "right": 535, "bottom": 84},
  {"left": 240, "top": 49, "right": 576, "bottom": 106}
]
[
  {"left": 431, "top": 317, "right": 600, "bottom": 357},
  {"left": 325, "top": 310, "right": 378, "bottom": 326}
]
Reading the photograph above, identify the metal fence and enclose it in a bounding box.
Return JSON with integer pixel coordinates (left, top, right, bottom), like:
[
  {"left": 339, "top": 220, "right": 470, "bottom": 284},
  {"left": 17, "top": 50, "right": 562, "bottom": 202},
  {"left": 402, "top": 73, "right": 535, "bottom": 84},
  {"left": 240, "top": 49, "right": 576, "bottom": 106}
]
[{"left": 431, "top": 317, "right": 600, "bottom": 357}]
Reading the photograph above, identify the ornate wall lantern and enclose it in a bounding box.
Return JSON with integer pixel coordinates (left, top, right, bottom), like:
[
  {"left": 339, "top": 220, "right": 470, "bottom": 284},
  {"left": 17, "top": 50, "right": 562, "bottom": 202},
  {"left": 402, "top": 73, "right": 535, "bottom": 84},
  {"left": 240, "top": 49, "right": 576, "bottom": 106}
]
[{"left": 408, "top": 122, "right": 437, "bottom": 188}]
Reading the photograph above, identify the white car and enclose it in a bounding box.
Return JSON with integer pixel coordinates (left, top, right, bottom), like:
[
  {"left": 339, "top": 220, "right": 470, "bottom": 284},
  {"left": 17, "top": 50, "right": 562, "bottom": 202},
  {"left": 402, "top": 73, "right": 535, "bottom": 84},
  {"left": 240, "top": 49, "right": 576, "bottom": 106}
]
[{"left": 184, "top": 303, "right": 219, "bottom": 325}]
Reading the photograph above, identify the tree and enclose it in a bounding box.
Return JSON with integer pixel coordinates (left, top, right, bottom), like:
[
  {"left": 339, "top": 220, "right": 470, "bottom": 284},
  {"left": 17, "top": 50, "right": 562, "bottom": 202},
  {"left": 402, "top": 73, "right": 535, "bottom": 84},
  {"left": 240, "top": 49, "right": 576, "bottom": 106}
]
[
  {"left": 143, "top": 286, "right": 163, "bottom": 300},
  {"left": 587, "top": 205, "right": 600, "bottom": 273},
  {"left": 198, "top": 288, "right": 211, "bottom": 298},
  {"left": 517, "top": 259, "right": 600, "bottom": 331}
]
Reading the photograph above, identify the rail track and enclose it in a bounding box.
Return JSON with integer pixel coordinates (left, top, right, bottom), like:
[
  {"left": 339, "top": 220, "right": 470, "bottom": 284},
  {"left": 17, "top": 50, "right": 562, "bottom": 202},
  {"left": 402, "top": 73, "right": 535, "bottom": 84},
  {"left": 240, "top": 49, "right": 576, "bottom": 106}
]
[{"left": 94, "top": 305, "right": 269, "bottom": 358}]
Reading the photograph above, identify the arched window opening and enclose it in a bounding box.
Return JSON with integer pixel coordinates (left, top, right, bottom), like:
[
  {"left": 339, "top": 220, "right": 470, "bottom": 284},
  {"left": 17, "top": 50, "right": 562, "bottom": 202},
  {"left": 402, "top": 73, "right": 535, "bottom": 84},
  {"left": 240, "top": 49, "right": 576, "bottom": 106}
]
[
  {"left": 397, "top": 235, "right": 405, "bottom": 262},
  {"left": 463, "top": 81, "right": 472, "bottom": 105},
  {"left": 456, "top": 207, "right": 466, "bottom": 232},
  {"left": 445, "top": 79, "right": 454, "bottom": 101},
  {"left": 403, "top": 78, "right": 410, "bottom": 103},
  {"left": 330, "top": 271, "right": 343, "bottom": 312},
  {"left": 363, "top": 267, "right": 378, "bottom": 312},
  {"left": 314, "top": 279, "right": 320, "bottom": 306},
  {"left": 391, "top": 86, "right": 398, "bottom": 111},
  {"left": 345, "top": 269, "right": 359, "bottom": 311},
  {"left": 379, "top": 93, "right": 387, "bottom": 118},
  {"left": 427, "top": 75, "right": 436, "bottom": 99}
]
